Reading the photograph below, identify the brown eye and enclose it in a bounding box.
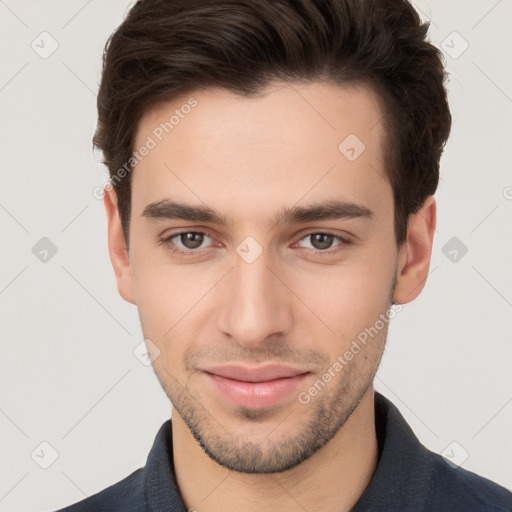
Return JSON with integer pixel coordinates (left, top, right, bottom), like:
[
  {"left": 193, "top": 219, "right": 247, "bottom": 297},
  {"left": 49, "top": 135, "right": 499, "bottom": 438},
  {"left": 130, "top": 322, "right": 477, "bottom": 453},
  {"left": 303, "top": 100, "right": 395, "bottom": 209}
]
[
  {"left": 310, "top": 233, "right": 335, "bottom": 250},
  {"left": 179, "top": 232, "right": 205, "bottom": 249},
  {"left": 160, "top": 231, "right": 214, "bottom": 254},
  {"left": 299, "top": 233, "right": 341, "bottom": 251}
]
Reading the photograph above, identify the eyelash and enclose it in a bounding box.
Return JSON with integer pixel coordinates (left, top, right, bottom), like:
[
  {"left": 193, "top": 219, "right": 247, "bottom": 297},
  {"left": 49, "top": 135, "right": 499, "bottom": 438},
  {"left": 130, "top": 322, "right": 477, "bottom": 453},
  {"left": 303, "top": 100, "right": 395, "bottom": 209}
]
[{"left": 157, "top": 230, "right": 353, "bottom": 258}]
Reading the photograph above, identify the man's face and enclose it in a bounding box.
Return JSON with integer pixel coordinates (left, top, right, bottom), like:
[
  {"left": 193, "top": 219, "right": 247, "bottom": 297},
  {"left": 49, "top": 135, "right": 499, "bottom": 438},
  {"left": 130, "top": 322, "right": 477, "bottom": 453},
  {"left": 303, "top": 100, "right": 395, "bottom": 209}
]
[{"left": 125, "top": 81, "right": 399, "bottom": 473}]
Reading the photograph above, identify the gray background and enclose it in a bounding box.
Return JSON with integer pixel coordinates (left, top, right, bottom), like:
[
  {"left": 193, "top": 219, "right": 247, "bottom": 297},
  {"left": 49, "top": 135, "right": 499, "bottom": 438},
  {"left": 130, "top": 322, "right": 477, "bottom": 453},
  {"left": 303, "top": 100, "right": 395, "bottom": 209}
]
[{"left": 1, "top": 0, "right": 511, "bottom": 510}]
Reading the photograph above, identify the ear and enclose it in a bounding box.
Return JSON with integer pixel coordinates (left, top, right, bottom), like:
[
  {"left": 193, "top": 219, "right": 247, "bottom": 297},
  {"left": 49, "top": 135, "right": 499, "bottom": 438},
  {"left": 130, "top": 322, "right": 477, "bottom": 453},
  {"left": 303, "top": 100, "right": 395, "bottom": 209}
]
[
  {"left": 393, "top": 195, "right": 436, "bottom": 304},
  {"left": 103, "top": 186, "right": 136, "bottom": 305}
]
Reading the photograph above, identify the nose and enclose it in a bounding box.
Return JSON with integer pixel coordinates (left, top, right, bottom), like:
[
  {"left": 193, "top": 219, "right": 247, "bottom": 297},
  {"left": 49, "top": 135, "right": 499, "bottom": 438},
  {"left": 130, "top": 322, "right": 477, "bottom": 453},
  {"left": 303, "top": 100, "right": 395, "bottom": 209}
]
[{"left": 216, "top": 246, "right": 293, "bottom": 350}]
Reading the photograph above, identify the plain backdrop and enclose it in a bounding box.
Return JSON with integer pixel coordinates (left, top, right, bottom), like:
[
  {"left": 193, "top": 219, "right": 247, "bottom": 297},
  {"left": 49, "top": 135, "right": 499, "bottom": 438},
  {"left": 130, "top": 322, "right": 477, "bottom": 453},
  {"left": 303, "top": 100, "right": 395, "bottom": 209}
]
[{"left": 1, "top": 0, "right": 511, "bottom": 510}]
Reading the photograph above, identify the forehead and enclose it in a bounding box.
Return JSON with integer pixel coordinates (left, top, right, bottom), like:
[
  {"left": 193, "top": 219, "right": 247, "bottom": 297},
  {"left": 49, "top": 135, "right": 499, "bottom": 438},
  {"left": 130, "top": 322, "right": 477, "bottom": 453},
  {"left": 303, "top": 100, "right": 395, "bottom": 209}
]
[
  {"left": 136, "top": 81, "right": 385, "bottom": 151},
  {"left": 131, "top": 81, "right": 391, "bottom": 224}
]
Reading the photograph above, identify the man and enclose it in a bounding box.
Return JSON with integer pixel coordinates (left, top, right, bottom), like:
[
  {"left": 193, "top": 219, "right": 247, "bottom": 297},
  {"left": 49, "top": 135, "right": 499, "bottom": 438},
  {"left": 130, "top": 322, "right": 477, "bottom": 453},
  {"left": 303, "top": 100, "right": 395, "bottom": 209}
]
[{"left": 57, "top": 0, "right": 512, "bottom": 510}]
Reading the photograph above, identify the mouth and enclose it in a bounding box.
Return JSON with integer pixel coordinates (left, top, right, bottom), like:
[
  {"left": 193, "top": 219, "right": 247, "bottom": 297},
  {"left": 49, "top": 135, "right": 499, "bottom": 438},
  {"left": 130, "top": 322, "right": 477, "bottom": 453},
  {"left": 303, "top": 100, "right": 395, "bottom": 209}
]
[{"left": 200, "top": 364, "right": 311, "bottom": 409}]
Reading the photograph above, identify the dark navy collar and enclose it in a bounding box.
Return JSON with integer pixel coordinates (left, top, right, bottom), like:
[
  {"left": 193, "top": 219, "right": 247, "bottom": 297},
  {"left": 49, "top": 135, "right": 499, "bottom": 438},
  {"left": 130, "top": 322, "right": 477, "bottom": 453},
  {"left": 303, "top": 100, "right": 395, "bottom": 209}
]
[
  {"left": 144, "top": 416, "right": 186, "bottom": 511},
  {"left": 351, "top": 391, "right": 434, "bottom": 511}
]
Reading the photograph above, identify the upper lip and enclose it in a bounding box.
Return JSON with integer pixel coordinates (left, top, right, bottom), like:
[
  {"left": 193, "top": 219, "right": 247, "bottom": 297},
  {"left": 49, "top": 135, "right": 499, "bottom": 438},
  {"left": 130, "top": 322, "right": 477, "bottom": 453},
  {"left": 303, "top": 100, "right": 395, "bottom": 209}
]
[{"left": 200, "top": 364, "right": 309, "bottom": 382}]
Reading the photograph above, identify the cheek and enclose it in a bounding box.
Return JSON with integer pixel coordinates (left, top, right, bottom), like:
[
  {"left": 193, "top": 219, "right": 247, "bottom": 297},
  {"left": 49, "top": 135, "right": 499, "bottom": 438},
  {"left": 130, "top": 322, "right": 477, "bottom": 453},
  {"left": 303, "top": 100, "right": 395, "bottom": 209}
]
[
  {"left": 130, "top": 249, "right": 183, "bottom": 338},
  {"left": 130, "top": 254, "right": 218, "bottom": 363},
  {"left": 293, "top": 258, "right": 394, "bottom": 341},
  {"left": 132, "top": 269, "right": 192, "bottom": 381}
]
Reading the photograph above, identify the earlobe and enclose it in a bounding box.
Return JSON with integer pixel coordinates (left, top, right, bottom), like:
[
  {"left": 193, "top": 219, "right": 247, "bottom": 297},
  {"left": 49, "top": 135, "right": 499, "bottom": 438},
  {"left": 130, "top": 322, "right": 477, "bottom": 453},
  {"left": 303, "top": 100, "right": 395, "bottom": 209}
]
[
  {"left": 393, "top": 196, "right": 436, "bottom": 305},
  {"left": 103, "top": 186, "right": 136, "bottom": 305}
]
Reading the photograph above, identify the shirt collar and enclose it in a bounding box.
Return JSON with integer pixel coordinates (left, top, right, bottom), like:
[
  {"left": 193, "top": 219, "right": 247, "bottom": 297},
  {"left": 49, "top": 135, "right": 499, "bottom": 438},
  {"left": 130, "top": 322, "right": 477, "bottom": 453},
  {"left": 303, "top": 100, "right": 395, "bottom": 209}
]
[
  {"left": 144, "top": 417, "right": 185, "bottom": 511},
  {"left": 352, "top": 391, "right": 433, "bottom": 511}
]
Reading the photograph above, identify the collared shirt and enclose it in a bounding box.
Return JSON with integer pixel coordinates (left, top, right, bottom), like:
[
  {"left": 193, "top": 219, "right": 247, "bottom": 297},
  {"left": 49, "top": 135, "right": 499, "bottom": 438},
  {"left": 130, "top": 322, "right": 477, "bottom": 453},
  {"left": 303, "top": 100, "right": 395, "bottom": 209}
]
[{"left": 56, "top": 392, "right": 512, "bottom": 511}]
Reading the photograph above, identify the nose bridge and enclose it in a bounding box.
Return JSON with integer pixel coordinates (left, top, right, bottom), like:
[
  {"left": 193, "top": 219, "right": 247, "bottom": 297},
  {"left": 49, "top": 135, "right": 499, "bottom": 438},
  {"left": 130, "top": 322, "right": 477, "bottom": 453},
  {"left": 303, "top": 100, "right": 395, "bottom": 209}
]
[{"left": 217, "top": 241, "right": 292, "bottom": 347}]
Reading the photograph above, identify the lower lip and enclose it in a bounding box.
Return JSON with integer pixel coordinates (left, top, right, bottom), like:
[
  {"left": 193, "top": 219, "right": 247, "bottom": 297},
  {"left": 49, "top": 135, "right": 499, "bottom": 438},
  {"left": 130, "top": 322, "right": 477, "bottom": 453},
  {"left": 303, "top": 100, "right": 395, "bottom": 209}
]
[{"left": 203, "top": 372, "right": 310, "bottom": 409}]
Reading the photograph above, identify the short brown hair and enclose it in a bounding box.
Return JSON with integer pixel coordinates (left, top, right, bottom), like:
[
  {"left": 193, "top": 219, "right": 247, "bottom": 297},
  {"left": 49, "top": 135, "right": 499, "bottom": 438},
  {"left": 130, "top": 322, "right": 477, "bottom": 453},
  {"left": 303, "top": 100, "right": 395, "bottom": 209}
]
[{"left": 93, "top": 0, "right": 451, "bottom": 248}]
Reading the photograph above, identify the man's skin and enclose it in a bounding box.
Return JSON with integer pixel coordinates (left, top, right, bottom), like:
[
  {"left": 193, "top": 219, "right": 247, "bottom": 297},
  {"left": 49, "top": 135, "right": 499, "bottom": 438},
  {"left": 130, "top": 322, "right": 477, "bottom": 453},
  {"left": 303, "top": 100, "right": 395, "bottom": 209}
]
[{"left": 103, "top": 81, "right": 436, "bottom": 512}]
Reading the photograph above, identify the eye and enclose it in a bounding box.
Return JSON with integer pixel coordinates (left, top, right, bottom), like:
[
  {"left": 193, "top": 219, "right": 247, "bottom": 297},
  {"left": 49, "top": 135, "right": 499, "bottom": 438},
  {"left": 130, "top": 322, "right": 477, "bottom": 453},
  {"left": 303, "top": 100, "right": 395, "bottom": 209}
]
[
  {"left": 296, "top": 232, "right": 350, "bottom": 252},
  {"left": 159, "top": 231, "right": 214, "bottom": 255}
]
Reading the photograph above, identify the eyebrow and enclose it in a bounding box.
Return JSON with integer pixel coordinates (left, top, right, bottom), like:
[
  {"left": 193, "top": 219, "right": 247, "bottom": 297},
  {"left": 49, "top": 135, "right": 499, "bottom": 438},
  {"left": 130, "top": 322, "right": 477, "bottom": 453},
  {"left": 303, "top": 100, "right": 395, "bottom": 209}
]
[{"left": 141, "top": 198, "right": 375, "bottom": 226}]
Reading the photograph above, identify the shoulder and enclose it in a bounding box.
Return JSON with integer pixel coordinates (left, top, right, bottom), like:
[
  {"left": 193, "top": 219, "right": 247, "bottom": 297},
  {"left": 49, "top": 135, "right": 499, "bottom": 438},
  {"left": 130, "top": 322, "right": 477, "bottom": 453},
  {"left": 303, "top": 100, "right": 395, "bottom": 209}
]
[
  {"left": 366, "top": 392, "right": 512, "bottom": 511},
  {"left": 53, "top": 468, "right": 147, "bottom": 512},
  {"left": 425, "top": 450, "right": 512, "bottom": 511}
]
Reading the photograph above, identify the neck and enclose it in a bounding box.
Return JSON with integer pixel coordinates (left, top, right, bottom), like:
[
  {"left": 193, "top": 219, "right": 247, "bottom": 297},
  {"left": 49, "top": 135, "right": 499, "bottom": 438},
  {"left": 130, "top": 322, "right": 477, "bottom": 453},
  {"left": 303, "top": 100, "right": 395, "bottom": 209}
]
[{"left": 172, "top": 386, "right": 378, "bottom": 512}]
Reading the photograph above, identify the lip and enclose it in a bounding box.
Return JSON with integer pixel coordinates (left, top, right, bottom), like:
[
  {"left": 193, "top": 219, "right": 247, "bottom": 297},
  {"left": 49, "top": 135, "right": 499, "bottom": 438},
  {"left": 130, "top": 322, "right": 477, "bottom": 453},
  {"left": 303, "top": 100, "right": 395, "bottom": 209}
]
[
  {"left": 201, "top": 364, "right": 309, "bottom": 382},
  {"left": 200, "top": 364, "right": 311, "bottom": 409}
]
